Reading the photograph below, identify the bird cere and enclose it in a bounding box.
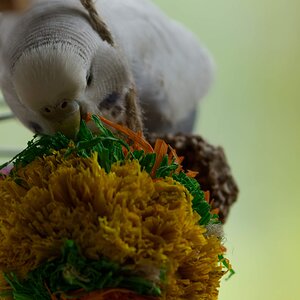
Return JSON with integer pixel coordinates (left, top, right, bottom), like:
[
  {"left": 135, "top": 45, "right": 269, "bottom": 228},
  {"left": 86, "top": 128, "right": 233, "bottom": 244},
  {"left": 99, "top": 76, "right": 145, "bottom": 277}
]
[
  {"left": 0, "top": 0, "right": 238, "bottom": 299},
  {"left": 0, "top": 115, "right": 233, "bottom": 299}
]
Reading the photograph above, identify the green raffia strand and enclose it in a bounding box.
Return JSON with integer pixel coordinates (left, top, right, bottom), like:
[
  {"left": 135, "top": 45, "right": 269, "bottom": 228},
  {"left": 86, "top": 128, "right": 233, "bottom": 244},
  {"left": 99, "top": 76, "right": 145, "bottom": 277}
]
[
  {"left": 0, "top": 132, "right": 70, "bottom": 171},
  {"left": 3, "top": 272, "right": 51, "bottom": 300},
  {"left": 66, "top": 115, "right": 129, "bottom": 172},
  {"left": 0, "top": 115, "right": 129, "bottom": 173},
  {"left": 2, "top": 240, "right": 161, "bottom": 300},
  {"left": 155, "top": 155, "right": 178, "bottom": 178},
  {"left": 172, "top": 172, "right": 217, "bottom": 226},
  {"left": 218, "top": 255, "right": 235, "bottom": 280},
  {"left": 131, "top": 150, "right": 157, "bottom": 174}
]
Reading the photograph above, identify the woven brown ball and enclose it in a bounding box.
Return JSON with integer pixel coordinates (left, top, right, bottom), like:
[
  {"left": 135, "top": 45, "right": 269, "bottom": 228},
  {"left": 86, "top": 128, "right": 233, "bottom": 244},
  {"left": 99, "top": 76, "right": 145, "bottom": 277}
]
[{"left": 147, "top": 133, "right": 239, "bottom": 223}]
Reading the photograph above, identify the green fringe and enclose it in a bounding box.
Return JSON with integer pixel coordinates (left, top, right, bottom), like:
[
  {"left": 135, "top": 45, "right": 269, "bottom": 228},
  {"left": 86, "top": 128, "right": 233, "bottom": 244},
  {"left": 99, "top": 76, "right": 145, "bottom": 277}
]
[
  {"left": 0, "top": 115, "right": 216, "bottom": 225},
  {"left": 2, "top": 240, "right": 161, "bottom": 300},
  {"left": 172, "top": 172, "right": 219, "bottom": 226}
]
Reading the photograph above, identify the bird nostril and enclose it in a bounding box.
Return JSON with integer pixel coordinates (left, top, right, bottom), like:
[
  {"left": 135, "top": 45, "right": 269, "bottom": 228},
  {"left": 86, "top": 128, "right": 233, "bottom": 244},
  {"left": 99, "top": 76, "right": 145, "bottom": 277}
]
[
  {"left": 42, "top": 101, "right": 79, "bottom": 118},
  {"left": 61, "top": 101, "right": 68, "bottom": 109},
  {"left": 44, "top": 107, "right": 52, "bottom": 113}
]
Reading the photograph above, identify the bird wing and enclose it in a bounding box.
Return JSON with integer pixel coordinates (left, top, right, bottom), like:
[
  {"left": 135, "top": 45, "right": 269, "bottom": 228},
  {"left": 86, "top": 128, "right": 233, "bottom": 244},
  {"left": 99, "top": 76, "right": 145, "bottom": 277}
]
[{"left": 97, "top": 0, "right": 214, "bottom": 129}]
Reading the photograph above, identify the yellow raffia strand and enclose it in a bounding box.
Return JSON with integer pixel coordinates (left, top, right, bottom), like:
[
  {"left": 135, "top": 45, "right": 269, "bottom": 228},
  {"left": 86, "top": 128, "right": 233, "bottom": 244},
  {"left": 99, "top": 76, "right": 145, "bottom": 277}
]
[{"left": 0, "top": 151, "right": 223, "bottom": 299}]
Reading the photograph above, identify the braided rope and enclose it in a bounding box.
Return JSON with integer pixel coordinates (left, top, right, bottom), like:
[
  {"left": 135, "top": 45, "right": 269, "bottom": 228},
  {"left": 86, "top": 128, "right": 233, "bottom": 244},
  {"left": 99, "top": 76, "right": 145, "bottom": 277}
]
[
  {"left": 80, "top": 0, "right": 114, "bottom": 46},
  {"left": 125, "top": 87, "right": 144, "bottom": 133}
]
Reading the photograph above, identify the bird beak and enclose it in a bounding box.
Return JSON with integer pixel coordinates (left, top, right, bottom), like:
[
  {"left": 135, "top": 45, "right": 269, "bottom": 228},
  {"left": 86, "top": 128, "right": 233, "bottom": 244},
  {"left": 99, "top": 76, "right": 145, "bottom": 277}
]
[
  {"left": 52, "top": 109, "right": 81, "bottom": 139},
  {"left": 48, "top": 101, "right": 81, "bottom": 139}
]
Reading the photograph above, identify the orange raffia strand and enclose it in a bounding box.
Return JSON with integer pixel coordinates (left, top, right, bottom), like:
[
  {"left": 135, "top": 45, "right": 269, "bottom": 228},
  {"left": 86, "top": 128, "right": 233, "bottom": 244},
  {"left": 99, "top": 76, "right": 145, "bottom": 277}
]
[
  {"left": 84, "top": 114, "right": 193, "bottom": 178},
  {"left": 204, "top": 191, "right": 220, "bottom": 215},
  {"left": 44, "top": 282, "right": 58, "bottom": 300},
  {"left": 221, "top": 245, "right": 227, "bottom": 252},
  {"left": 151, "top": 139, "right": 169, "bottom": 177},
  {"left": 83, "top": 112, "right": 93, "bottom": 122},
  {"left": 85, "top": 114, "right": 154, "bottom": 153},
  {"left": 186, "top": 170, "right": 199, "bottom": 178},
  {"left": 204, "top": 191, "right": 210, "bottom": 203},
  {"left": 211, "top": 207, "right": 220, "bottom": 215},
  {"left": 167, "top": 145, "right": 184, "bottom": 176}
]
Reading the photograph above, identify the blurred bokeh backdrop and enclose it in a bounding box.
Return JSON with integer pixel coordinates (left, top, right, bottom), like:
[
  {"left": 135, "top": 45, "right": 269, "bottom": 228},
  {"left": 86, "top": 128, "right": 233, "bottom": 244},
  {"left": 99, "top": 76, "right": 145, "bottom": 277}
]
[
  {"left": 1, "top": 0, "right": 299, "bottom": 299},
  {"left": 152, "top": 1, "right": 300, "bottom": 299}
]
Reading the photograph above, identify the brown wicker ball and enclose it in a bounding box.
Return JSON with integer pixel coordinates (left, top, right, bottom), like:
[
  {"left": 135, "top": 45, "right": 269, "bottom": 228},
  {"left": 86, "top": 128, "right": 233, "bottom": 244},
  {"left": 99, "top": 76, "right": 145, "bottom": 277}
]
[{"left": 146, "top": 133, "right": 239, "bottom": 223}]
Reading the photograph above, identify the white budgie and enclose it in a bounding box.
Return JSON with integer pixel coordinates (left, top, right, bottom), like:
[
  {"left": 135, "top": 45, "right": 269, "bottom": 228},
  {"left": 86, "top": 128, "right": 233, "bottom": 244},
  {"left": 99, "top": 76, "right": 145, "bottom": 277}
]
[{"left": 0, "top": 0, "right": 214, "bottom": 137}]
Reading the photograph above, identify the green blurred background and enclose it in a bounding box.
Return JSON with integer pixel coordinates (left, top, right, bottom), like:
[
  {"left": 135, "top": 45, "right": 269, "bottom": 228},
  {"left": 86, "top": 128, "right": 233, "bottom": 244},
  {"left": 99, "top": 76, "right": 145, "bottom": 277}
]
[
  {"left": 1, "top": 0, "right": 299, "bottom": 299},
  {"left": 153, "top": 1, "right": 300, "bottom": 299}
]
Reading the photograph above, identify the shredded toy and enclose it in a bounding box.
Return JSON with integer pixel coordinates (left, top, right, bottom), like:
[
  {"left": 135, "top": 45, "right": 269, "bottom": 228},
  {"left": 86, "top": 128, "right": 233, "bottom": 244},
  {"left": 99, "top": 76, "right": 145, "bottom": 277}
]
[{"left": 0, "top": 115, "right": 233, "bottom": 300}]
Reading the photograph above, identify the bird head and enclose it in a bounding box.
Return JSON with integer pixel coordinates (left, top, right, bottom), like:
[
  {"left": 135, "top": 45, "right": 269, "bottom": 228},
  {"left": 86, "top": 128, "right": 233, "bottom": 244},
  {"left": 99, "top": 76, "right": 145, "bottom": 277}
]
[
  {"left": 9, "top": 3, "right": 133, "bottom": 138},
  {"left": 13, "top": 42, "right": 131, "bottom": 138}
]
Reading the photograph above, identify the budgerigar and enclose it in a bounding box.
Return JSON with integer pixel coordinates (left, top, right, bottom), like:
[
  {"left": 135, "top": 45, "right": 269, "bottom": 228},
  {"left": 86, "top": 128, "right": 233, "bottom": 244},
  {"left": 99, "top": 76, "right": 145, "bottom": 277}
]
[{"left": 0, "top": 0, "right": 214, "bottom": 137}]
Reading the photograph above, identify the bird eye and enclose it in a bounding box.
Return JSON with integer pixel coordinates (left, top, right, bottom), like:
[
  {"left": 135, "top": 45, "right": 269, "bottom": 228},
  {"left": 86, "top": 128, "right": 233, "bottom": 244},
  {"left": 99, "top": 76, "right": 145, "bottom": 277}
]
[
  {"left": 86, "top": 70, "right": 93, "bottom": 87},
  {"left": 98, "top": 92, "right": 120, "bottom": 110},
  {"left": 60, "top": 101, "right": 68, "bottom": 109},
  {"left": 104, "top": 92, "right": 120, "bottom": 105}
]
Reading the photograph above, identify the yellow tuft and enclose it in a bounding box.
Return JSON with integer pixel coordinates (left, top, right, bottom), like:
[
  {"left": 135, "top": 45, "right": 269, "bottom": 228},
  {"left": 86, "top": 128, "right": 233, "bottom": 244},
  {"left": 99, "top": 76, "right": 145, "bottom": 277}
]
[{"left": 0, "top": 151, "right": 224, "bottom": 299}]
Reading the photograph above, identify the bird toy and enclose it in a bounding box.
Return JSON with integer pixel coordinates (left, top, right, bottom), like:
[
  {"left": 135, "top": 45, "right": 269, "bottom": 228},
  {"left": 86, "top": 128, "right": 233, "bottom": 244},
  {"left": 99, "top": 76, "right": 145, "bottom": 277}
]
[
  {"left": 0, "top": 115, "right": 233, "bottom": 300},
  {"left": 0, "top": 1, "right": 238, "bottom": 298}
]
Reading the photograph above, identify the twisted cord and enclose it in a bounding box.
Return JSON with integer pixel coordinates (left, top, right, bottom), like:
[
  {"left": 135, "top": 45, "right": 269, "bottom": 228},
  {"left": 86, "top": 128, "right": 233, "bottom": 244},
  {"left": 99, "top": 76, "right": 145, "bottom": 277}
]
[
  {"left": 80, "top": 0, "right": 114, "bottom": 46},
  {"left": 125, "top": 87, "right": 144, "bottom": 133}
]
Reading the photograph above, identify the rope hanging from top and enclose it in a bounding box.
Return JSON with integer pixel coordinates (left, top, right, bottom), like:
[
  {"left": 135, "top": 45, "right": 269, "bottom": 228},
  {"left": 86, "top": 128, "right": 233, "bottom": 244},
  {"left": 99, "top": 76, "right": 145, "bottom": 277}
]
[{"left": 80, "top": 0, "right": 115, "bottom": 46}]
